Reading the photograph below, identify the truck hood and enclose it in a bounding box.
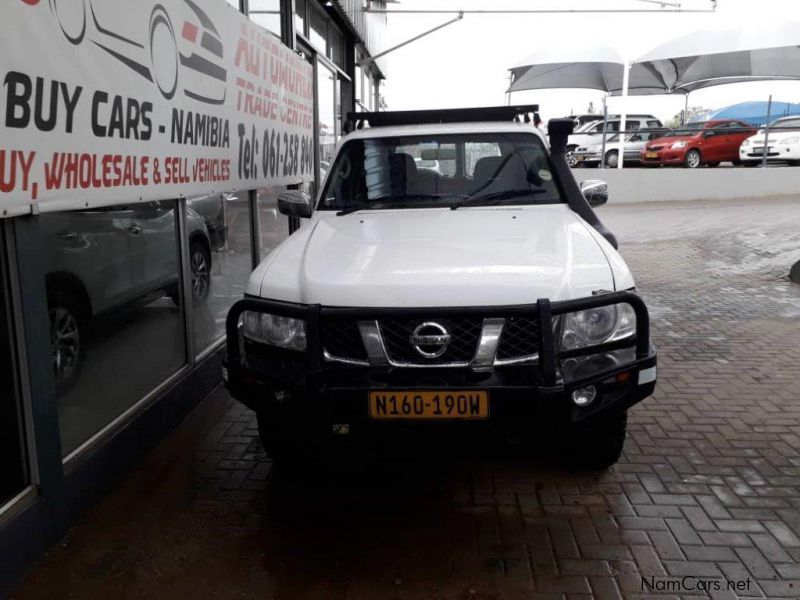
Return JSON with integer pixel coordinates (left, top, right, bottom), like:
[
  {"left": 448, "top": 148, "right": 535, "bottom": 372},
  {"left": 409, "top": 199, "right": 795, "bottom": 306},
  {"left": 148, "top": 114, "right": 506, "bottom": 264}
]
[{"left": 247, "top": 205, "right": 620, "bottom": 307}]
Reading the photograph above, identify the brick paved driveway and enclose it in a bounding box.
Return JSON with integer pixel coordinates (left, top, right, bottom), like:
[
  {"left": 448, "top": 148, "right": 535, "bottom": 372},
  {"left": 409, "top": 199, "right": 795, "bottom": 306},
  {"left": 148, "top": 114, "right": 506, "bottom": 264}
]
[{"left": 14, "top": 197, "right": 800, "bottom": 600}]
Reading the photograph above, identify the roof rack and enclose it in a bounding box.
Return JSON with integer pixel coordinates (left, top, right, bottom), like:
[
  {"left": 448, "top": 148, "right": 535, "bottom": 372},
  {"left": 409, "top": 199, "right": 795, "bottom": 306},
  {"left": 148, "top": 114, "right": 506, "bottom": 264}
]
[{"left": 344, "top": 105, "right": 540, "bottom": 132}]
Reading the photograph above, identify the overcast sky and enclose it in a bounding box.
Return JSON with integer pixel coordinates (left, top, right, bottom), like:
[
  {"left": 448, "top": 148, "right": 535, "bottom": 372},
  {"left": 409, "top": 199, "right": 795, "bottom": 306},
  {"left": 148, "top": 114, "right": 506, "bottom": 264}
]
[{"left": 380, "top": 0, "right": 799, "bottom": 123}]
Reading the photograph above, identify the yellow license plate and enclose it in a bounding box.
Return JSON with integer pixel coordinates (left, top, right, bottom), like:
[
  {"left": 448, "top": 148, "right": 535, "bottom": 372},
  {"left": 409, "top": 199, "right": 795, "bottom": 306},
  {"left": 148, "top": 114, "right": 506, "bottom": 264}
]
[
  {"left": 368, "top": 390, "right": 489, "bottom": 420},
  {"left": 645, "top": 151, "right": 658, "bottom": 158}
]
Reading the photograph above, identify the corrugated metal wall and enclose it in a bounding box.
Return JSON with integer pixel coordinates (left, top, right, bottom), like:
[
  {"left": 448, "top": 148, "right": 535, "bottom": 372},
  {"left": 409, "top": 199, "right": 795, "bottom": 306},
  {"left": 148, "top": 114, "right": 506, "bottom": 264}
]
[{"left": 334, "top": 0, "right": 388, "bottom": 75}]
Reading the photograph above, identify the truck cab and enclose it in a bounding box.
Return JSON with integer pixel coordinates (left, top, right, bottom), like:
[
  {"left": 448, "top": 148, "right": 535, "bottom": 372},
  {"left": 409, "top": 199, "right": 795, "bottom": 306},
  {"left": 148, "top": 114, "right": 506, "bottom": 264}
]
[{"left": 223, "top": 106, "right": 656, "bottom": 469}]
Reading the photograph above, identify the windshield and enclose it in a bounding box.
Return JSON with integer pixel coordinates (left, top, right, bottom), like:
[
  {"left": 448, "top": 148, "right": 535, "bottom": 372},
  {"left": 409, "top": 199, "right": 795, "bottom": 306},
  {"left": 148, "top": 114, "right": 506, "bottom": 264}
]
[
  {"left": 319, "top": 132, "right": 563, "bottom": 212},
  {"left": 768, "top": 117, "right": 800, "bottom": 130}
]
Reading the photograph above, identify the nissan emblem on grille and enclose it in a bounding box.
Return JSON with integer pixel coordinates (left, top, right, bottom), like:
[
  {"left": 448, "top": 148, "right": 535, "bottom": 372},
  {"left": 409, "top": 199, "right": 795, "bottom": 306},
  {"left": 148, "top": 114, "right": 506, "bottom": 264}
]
[{"left": 409, "top": 322, "right": 451, "bottom": 358}]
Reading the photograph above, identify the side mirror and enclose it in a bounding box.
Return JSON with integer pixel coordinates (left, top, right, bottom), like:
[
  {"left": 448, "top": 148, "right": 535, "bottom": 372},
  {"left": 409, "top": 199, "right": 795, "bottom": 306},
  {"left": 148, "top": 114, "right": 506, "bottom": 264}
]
[
  {"left": 702, "top": 130, "right": 715, "bottom": 138},
  {"left": 277, "top": 190, "right": 312, "bottom": 218},
  {"left": 580, "top": 180, "right": 608, "bottom": 207}
]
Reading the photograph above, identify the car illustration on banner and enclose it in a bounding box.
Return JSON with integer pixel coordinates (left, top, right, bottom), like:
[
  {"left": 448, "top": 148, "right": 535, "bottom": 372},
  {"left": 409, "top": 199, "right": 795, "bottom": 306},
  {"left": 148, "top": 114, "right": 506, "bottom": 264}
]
[{"left": 39, "top": 0, "right": 227, "bottom": 104}]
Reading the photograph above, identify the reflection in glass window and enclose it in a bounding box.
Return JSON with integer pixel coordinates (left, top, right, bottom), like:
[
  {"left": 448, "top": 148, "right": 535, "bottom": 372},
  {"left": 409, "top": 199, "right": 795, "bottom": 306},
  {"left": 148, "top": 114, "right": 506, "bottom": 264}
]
[
  {"left": 309, "top": 5, "right": 327, "bottom": 52},
  {"left": 187, "top": 193, "right": 252, "bottom": 356},
  {"left": 249, "top": 0, "right": 281, "bottom": 36},
  {"left": 366, "top": 75, "right": 375, "bottom": 111},
  {"left": 317, "top": 61, "right": 337, "bottom": 171},
  {"left": 257, "top": 188, "right": 291, "bottom": 260},
  {"left": 355, "top": 64, "right": 363, "bottom": 108},
  {"left": 295, "top": 0, "right": 306, "bottom": 35},
  {"left": 0, "top": 241, "right": 28, "bottom": 505},
  {"left": 330, "top": 25, "right": 344, "bottom": 68},
  {"left": 465, "top": 142, "right": 502, "bottom": 176},
  {"left": 40, "top": 201, "right": 187, "bottom": 456}
]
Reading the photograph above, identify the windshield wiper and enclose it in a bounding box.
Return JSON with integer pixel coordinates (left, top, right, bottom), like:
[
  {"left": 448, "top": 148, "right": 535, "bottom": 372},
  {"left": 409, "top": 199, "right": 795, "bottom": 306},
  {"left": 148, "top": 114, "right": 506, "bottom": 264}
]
[
  {"left": 336, "top": 194, "right": 465, "bottom": 216},
  {"left": 450, "top": 188, "right": 545, "bottom": 210}
]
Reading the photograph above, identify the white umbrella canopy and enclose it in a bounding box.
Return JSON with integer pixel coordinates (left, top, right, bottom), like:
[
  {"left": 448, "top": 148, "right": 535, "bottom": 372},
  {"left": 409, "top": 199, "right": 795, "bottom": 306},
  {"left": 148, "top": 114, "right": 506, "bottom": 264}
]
[
  {"left": 509, "top": 43, "right": 666, "bottom": 95},
  {"left": 633, "top": 19, "right": 800, "bottom": 93}
]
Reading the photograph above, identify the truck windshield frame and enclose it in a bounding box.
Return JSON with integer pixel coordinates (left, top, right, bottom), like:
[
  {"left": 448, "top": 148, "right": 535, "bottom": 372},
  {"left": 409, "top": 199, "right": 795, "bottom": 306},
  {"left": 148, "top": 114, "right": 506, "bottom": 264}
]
[{"left": 318, "top": 132, "right": 565, "bottom": 213}]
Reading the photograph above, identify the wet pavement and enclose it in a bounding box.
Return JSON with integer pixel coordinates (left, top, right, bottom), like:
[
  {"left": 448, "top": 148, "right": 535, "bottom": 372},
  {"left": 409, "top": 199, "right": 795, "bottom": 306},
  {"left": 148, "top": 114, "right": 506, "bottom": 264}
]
[{"left": 13, "top": 196, "right": 800, "bottom": 600}]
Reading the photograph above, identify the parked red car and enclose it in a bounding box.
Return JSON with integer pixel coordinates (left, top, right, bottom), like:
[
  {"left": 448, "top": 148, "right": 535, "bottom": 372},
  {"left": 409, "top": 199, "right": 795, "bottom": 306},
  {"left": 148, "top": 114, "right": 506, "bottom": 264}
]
[{"left": 640, "top": 120, "right": 755, "bottom": 168}]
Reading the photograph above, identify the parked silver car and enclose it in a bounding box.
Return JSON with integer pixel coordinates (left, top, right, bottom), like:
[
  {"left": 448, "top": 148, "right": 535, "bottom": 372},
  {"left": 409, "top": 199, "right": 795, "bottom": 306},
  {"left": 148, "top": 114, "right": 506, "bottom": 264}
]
[
  {"left": 567, "top": 115, "right": 664, "bottom": 166},
  {"left": 575, "top": 129, "right": 669, "bottom": 167},
  {"left": 44, "top": 201, "right": 212, "bottom": 391}
]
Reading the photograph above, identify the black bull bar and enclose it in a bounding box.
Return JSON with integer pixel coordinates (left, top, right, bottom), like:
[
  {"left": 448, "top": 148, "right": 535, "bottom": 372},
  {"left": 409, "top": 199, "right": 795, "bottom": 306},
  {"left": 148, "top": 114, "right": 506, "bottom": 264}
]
[{"left": 225, "top": 291, "right": 652, "bottom": 390}]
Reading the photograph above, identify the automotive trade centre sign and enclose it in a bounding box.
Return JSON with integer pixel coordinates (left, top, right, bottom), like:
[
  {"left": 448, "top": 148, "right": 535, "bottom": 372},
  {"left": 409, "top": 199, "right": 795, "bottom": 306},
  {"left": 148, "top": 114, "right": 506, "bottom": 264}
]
[{"left": 0, "top": 0, "right": 314, "bottom": 217}]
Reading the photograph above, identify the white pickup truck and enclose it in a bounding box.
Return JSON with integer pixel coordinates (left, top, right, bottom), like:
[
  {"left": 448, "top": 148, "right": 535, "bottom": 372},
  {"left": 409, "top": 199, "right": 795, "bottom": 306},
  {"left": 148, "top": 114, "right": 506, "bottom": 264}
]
[{"left": 224, "top": 106, "right": 656, "bottom": 469}]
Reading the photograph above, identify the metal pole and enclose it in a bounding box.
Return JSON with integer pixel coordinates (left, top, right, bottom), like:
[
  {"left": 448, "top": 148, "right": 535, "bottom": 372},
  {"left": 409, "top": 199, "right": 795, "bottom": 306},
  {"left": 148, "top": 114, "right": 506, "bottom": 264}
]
[
  {"left": 507, "top": 73, "right": 513, "bottom": 106},
  {"left": 617, "top": 61, "right": 630, "bottom": 170},
  {"left": 358, "top": 12, "right": 464, "bottom": 67},
  {"left": 683, "top": 93, "right": 689, "bottom": 125},
  {"left": 365, "top": 8, "right": 717, "bottom": 14},
  {"left": 599, "top": 96, "right": 609, "bottom": 169},
  {"left": 761, "top": 94, "right": 773, "bottom": 168}
]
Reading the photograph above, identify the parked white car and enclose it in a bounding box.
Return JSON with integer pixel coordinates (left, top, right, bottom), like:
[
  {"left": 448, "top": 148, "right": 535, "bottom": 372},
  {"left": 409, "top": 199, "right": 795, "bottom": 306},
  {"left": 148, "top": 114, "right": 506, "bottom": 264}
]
[
  {"left": 224, "top": 107, "right": 657, "bottom": 470},
  {"left": 739, "top": 116, "right": 800, "bottom": 166}
]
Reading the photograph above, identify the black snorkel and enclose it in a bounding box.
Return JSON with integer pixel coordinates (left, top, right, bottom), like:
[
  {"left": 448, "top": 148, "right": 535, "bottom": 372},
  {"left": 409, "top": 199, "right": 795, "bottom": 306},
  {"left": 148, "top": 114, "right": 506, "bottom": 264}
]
[{"left": 548, "top": 118, "right": 619, "bottom": 249}]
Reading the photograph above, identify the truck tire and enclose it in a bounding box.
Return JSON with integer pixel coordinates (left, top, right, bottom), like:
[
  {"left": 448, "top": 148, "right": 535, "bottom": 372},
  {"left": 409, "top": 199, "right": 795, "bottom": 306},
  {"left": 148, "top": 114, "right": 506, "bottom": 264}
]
[{"left": 565, "top": 411, "right": 627, "bottom": 469}]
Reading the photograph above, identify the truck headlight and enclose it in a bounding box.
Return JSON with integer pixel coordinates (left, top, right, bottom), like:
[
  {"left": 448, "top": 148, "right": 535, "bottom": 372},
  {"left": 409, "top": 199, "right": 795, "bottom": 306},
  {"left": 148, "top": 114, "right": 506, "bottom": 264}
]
[
  {"left": 560, "top": 303, "right": 635, "bottom": 350},
  {"left": 242, "top": 312, "right": 307, "bottom": 351},
  {"left": 670, "top": 141, "right": 687, "bottom": 149},
  {"left": 781, "top": 137, "right": 799, "bottom": 145},
  {"left": 741, "top": 138, "right": 752, "bottom": 147}
]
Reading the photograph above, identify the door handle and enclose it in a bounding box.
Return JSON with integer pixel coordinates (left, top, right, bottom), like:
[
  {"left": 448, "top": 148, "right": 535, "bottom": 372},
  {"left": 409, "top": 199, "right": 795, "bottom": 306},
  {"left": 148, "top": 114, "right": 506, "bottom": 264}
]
[
  {"left": 127, "top": 225, "right": 142, "bottom": 235},
  {"left": 58, "top": 231, "right": 77, "bottom": 241}
]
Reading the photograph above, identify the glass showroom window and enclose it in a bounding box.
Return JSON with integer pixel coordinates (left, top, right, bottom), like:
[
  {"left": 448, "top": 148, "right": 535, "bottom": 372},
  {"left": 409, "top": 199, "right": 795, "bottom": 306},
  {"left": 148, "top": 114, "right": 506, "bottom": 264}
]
[
  {"left": 295, "top": 0, "right": 307, "bottom": 35},
  {"left": 309, "top": 4, "right": 327, "bottom": 53},
  {"left": 249, "top": 0, "right": 281, "bottom": 37},
  {"left": 39, "top": 201, "right": 187, "bottom": 457},
  {"left": 187, "top": 193, "right": 252, "bottom": 355},
  {"left": 0, "top": 237, "right": 29, "bottom": 506},
  {"left": 329, "top": 24, "right": 345, "bottom": 69},
  {"left": 355, "top": 63, "right": 364, "bottom": 110},
  {"left": 317, "top": 60, "right": 338, "bottom": 173},
  {"left": 257, "top": 188, "right": 291, "bottom": 261}
]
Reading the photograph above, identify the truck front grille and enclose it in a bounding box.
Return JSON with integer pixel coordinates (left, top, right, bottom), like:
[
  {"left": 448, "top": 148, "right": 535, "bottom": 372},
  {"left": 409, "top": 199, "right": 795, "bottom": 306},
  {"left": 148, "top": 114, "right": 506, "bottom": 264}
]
[
  {"left": 380, "top": 318, "right": 483, "bottom": 365},
  {"left": 496, "top": 317, "right": 540, "bottom": 361},
  {"left": 322, "top": 320, "right": 367, "bottom": 362},
  {"left": 321, "top": 315, "right": 542, "bottom": 367}
]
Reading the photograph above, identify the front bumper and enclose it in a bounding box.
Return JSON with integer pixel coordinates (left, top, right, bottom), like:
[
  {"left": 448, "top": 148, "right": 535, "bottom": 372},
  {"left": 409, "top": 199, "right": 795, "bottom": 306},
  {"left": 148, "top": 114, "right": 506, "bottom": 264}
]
[
  {"left": 223, "top": 292, "right": 657, "bottom": 444},
  {"left": 641, "top": 145, "right": 694, "bottom": 165},
  {"left": 739, "top": 145, "right": 800, "bottom": 161}
]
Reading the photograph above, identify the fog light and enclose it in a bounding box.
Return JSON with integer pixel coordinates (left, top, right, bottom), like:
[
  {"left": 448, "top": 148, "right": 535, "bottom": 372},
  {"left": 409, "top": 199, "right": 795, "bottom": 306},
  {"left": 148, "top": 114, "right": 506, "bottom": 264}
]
[{"left": 572, "top": 385, "right": 597, "bottom": 407}]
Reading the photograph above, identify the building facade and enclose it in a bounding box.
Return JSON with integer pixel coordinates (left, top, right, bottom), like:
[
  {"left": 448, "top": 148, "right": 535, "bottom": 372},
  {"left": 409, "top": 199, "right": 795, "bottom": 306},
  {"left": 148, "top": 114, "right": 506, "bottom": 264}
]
[{"left": 0, "top": 0, "right": 386, "bottom": 593}]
